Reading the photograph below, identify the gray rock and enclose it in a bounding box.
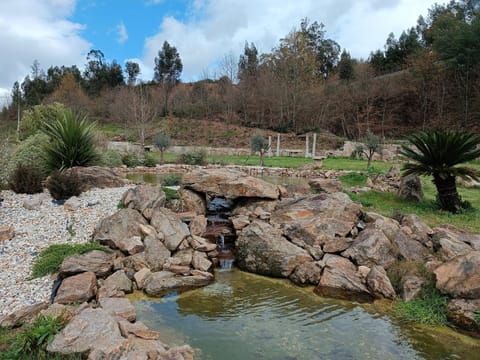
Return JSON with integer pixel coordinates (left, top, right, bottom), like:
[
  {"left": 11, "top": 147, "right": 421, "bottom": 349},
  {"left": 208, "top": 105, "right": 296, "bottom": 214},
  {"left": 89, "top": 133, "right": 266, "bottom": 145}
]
[
  {"left": 447, "top": 299, "right": 480, "bottom": 334},
  {"left": 64, "top": 196, "right": 82, "bottom": 211},
  {"left": 236, "top": 220, "right": 312, "bottom": 278},
  {"left": 398, "top": 174, "right": 423, "bottom": 201},
  {"left": 150, "top": 208, "right": 190, "bottom": 251},
  {"left": 189, "top": 235, "right": 217, "bottom": 252},
  {"left": 103, "top": 270, "right": 133, "bottom": 294},
  {"left": 0, "top": 302, "right": 48, "bottom": 328},
  {"left": 192, "top": 251, "right": 212, "bottom": 272},
  {"left": 59, "top": 250, "right": 114, "bottom": 278},
  {"left": 67, "top": 166, "right": 129, "bottom": 191},
  {"left": 178, "top": 188, "right": 207, "bottom": 215},
  {"left": 189, "top": 215, "right": 207, "bottom": 236},
  {"left": 401, "top": 275, "right": 425, "bottom": 301},
  {"left": 289, "top": 262, "right": 322, "bottom": 285},
  {"left": 122, "top": 184, "right": 166, "bottom": 220},
  {"left": 171, "top": 248, "right": 194, "bottom": 266},
  {"left": 144, "top": 271, "right": 212, "bottom": 297},
  {"left": 308, "top": 178, "right": 343, "bottom": 193},
  {"left": 99, "top": 297, "right": 136, "bottom": 322},
  {"left": 366, "top": 266, "right": 396, "bottom": 299},
  {"left": 23, "top": 196, "right": 43, "bottom": 210},
  {"left": 54, "top": 272, "right": 97, "bottom": 305},
  {"left": 144, "top": 236, "right": 171, "bottom": 272},
  {"left": 134, "top": 268, "right": 151, "bottom": 290}
]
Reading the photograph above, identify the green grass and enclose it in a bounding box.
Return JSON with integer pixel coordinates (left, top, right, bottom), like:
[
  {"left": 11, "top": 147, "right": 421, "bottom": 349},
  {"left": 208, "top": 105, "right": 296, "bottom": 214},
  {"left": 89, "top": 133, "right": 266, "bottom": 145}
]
[
  {"left": 97, "top": 122, "right": 124, "bottom": 137},
  {"left": 475, "top": 309, "right": 480, "bottom": 323},
  {"left": 30, "top": 243, "right": 112, "bottom": 279},
  {"left": 162, "top": 186, "right": 179, "bottom": 200},
  {"left": 395, "top": 286, "right": 448, "bottom": 326},
  {"left": 339, "top": 172, "right": 368, "bottom": 187},
  {"left": 322, "top": 156, "right": 393, "bottom": 172}
]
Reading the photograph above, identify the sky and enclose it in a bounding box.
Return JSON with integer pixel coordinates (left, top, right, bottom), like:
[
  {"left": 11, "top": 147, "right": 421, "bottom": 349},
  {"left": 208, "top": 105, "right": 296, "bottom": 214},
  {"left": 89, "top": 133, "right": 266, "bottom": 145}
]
[{"left": 0, "top": 0, "right": 440, "bottom": 106}]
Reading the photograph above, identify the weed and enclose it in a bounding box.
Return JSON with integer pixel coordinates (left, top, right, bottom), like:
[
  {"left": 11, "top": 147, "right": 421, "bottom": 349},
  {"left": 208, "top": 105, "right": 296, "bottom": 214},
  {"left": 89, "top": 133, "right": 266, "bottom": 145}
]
[
  {"left": 395, "top": 285, "right": 448, "bottom": 325},
  {"left": 475, "top": 309, "right": 480, "bottom": 323},
  {"left": 162, "top": 174, "right": 183, "bottom": 186},
  {"left": 117, "top": 199, "right": 125, "bottom": 209},
  {"left": 162, "top": 186, "right": 179, "bottom": 200}
]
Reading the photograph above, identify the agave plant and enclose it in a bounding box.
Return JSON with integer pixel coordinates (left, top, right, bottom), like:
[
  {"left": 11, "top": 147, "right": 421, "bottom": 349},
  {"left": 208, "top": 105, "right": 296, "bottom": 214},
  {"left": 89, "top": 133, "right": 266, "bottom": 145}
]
[
  {"left": 42, "top": 109, "right": 98, "bottom": 172},
  {"left": 399, "top": 130, "right": 480, "bottom": 213}
]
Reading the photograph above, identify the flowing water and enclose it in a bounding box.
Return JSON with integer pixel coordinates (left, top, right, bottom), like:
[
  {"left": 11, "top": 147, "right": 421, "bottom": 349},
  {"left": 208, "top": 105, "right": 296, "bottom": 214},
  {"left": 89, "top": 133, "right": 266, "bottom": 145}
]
[{"left": 132, "top": 269, "right": 479, "bottom": 360}]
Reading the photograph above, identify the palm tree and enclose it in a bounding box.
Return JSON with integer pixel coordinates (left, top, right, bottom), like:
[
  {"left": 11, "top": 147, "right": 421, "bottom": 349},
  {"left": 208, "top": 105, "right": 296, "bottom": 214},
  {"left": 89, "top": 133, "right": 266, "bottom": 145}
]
[{"left": 399, "top": 130, "right": 480, "bottom": 213}]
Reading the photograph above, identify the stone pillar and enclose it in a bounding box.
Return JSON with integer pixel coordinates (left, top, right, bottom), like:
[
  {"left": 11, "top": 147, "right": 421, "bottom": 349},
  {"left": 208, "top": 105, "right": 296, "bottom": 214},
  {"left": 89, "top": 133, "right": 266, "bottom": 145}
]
[
  {"left": 276, "top": 134, "right": 280, "bottom": 157},
  {"left": 312, "top": 133, "right": 317, "bottom": 158},
  {"left": 305, "top": 134, "right": 310, "bottom": 158},
  {"left": 268, "top": 136, "right": 272, "bottom": 157}
]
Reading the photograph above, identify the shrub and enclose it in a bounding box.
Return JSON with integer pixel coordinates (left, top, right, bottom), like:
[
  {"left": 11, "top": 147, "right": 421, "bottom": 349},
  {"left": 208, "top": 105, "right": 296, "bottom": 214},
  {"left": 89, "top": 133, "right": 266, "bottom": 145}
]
[
  {"left": 251, "top": 132, "right": 269, "bottom": 166},
  {"left": 42, "top": 109, "right": 98, "bottom": 172},
  {"left": 20, "top": 102, "right": 68, "bottom": 140},
  {"left": 154, "top": 132, "right": 171, "bottom": 164},
  {"left": 143, "top": 152, "right": 158, "bottom": 167},
  {"left": 30, "top": 243, "right": 112, "bottom": 279},
  {"left": 121, "top": 151, "right": 143, "bottom": 168},
  {"left": 162, "top": 186, "right": 179, "bottom": 200},
  {"left": 162, "top": 174, "right": 183, "bottom": 186},
  {"left": 98, "top": 149, "right": 123, "bottom": 167},
  {"left": 177, "top": 150, "right": 207, "bottom": 165},
  {"left": 6, "top": 132, "right": 50, "bottom": 178},
  {"left": 46, "top": 170, "right": 82, "bottom": 201},
  {"left": 8, "top": 165, "right": 44, "bottom": 194}
]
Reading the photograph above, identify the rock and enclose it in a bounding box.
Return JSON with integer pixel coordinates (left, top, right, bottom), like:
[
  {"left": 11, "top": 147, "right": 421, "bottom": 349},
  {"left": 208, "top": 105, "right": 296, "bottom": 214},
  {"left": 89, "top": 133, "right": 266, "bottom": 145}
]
[
  {"left": 40, "top": 303, "right": 79, "bottom": 323},
  {"left": 401, "top": 275, "right": 425, "bottom": 301},
  {"left": 117, "top": 318, "right": 160, "bottom": 340},
  {"left": 54, "top": 272, "right": 97, "bottom": 305},
  {"left": 66, "top": 166, "right": 129, "bottom": 191},
  {"left": 270, "top": 193, "right": 361, "bottom": 252},
  {"left": 386, "top": 165, "right": 400, "bottom": 179},
  {"left": 342, "top": 227, "right": 397, "bottom": 268},
  {"left": 230, "top": 215, "right": 251, "bottom": 231},
  {"left": 434, "top": 251, "right": 480, "bottom": 299},
  {"left": 398, "top": 174, "right": 423, "bottom": 201},
  {"left": 103, "top": 270, "right": 133, "bottom": 294},
  {"left": 59, "top": 250, "right": 114, "bottom": 278},
  {"left": 150, "top": 208, "right": 190, "bottom": 251},
  {"left": 0, "top": 225, "right": 14, "bottom": 242},
  {"left": 23, "top": 196, "right": 43, "bottom": 210},
  {"left": 236, "top": 220, "right": 312, "bottom": 278},
  {"left": 315, "top": 254, "right": 373, "bottom": 302},
  {"left": 64, "top": 196, "right": 82, "bottom": 211},
  {"left": 116, "top": 235, "right": 144, "bottom": 255},
  {"left": 183, "top": 168, "right": 279, "bottom": 200},
  {"left": 99, "top": 297, "right": 136, "bottom": 322},
  {"left": 134, "top": 268, "right": 151, "bottom": 290},
  {"left": 144, "top": 271, "right": 212, "bottom": 297},
  {"left": 447, "top": 299, "right": 480, "bottom": 334},
  {"left": 401, "top": 214, "right": 434, "bottom": 248},
  {"left": 192, "top": 251, "right": 212, "bottom": 272},
  {"left": 92, "top": 208, "right": 148, "bottom": 251},
  {"left": 122, "top": 185, "right": 166, "bottom": 220},
  {"left": 47, "top": 307, "right": 126, "bottom": 355},
  {"left": 366, "top": 266, "right": 396, "bottom": 299},
  {"left": 304, "top": 245, "right": 324, "bottom": 260},
  {"left": 170, "top": 248, "right": 194, "bottom": 266},
  {"left": 189, "top": 215, "right": 207, "bottom": 236},
  {"left": 431, "top": 227, "right": 473, "bottom": 261},
  {"left": 308, "top": 178, "right": 343, "bottom": 193},
  {"left": 0, "top": 302, "right": 49, "bottom": 327},
  {"left": 322, "top": 237, "right": 353, "bottom": 253},
  {"left": 289, "top": 262, "right": 322, "bottom": 285},
  {"left": 178, "top": 188, "right": 207, "bottom": 215},
  {"left": 121, "top": 253, "right": 148, "bottom": 272},
  {"left": 138, "top": 223, "right": 157, "bottom": 238},
  {"left": 143, "top": 236, "right": 171, "bottom": 272},
  {"left": 189, "top": 235, "right": 217, "bottom": 252}
]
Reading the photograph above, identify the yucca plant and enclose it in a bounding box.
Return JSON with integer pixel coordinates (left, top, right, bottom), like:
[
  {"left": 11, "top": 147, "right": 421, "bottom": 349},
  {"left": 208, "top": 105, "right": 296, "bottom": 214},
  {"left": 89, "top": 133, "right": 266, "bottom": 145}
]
[
  {"left": 399, "top": 130, "right": 480, "bottom": 213},
  {"left": 42, "top": 109, "right": 98, "bottom": 172}
]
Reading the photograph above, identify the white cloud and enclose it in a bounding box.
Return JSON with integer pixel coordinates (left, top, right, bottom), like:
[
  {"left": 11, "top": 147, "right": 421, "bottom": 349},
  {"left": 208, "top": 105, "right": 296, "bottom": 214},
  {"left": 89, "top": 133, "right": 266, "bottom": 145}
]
[
  {"left": 117, "top": 22, "right": 128, "bottom": 44},
  {"left": 142, "top": 0, "right": 437, "bottom": 81},
  {"left": 0, "top": 0, "right": 90, "bottom": 92}
]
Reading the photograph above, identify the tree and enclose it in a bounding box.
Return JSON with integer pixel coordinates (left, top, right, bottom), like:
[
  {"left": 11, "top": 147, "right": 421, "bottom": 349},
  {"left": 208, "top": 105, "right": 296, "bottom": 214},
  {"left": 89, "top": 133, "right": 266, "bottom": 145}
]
[
  {"left": 353, "top": 130, "right": 383, "bottom": 169},
  {"left": 125, "top": 61, "right": 140, "bottom": 85},
  {"left": 338, "top": 50, "right": 355, "bottom": 81},
  {"left": 250, "top": 132, "right": 269, "bottom": 166},
  {"left": 154, "top": 132, "right": 171, "bottom": 164},
  {"left": 399, "top": 130, "right": 480, "bottom": 213},
  {"left": 83, "top": 50, "right": 125, "bottom": 95},
  {"left": 154, "top": 41, "right": 183, "bottom": 116}
]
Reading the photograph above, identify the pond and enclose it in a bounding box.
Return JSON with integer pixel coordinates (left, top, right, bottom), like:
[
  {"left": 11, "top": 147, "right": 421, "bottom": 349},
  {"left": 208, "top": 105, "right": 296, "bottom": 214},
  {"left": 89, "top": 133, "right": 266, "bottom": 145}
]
[{"left": 131, "top": 269, "right": 479, "bottom": 360}]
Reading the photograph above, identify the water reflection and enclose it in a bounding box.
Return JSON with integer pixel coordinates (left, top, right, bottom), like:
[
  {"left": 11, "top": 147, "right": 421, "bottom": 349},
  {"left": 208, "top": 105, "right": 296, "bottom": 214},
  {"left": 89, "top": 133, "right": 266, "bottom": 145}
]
[{"left": 133, "top": 269, "right": 479, "bottom": 360}]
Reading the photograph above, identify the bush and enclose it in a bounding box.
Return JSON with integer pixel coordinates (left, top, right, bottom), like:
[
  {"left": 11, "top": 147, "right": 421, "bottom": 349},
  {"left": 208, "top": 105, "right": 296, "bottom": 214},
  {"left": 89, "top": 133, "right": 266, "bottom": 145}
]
[
  {"left": 143, "top": 152, "right": 158, "bottom": 167},
  {"left": 121, "top": 151, "right": 143, "bottom": 168},
  {"left": 97, "top": 149, "right": 123, "bottom": 167},
  {"left": 8, "top": 165, "right": 44, "bottom": 194},
  {"left": 30, "top": 243, "right": 112, "bottom": 279},
  {"left": 42, "top": 109, "right": 98, "bottom": 172},
  {"left": 162, "top": 174, "right": 183, "bottom": 186},
  {"left": 46, "top": 170, "right": 82, "bottom": 201},
  {"left": 176, "top": 150, "right": 207, "bottom": 165},
  {"left": 20, "top": 102, "right": 68, "bottom": 140},
  {"left": 6, "top": 132, "right": 50, "bottom": 178},
  {"left": 162, "top": 186, "right": 179, "bottom": 200}
]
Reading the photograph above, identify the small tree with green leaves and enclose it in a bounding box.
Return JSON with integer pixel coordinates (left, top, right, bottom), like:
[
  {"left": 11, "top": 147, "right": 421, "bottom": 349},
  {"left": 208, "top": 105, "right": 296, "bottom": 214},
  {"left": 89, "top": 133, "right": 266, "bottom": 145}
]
[
  {"left": 352, "top": 130, "right": 383, "bottom": 169},
  {"left": 154, "top": 132, "right": 171, "bottom": 164},
  {"left": 399, "top": 130, "right": 480, "bottom": 213},
  {"left": 251, "top": 133, "right": 270, "bottom": 166}
]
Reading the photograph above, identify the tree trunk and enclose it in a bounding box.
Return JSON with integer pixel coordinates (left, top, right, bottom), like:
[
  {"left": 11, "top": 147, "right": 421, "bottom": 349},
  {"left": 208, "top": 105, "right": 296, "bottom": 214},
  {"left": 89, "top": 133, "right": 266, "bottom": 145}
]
[
  {"left": 160, "top": 150, "right": 165, "bottom": 165},
  {"left": 433, "top": 175, "right": 461, "bottom": 213}
]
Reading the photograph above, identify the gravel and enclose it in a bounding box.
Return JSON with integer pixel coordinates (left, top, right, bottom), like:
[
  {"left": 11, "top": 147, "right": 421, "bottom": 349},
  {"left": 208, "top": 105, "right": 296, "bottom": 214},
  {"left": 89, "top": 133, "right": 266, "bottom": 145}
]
[{"left": 0, "top": 185, "right": 134, "bottom": 317}]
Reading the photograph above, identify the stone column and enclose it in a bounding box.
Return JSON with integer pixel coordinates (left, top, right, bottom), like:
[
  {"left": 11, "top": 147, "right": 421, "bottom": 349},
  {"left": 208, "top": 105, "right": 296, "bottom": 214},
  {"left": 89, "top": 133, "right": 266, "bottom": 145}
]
[
  {"left": 268, "top": 136, "right": 272, "bottom": 157},
  {"left": 312, "top": 133, "right": 317, "bottom": 158},
  {"left": 305, "top": 134, "right": 310, "bottom": 158},
  {"left": 276, "top": 134, "right": 280, "bottom": 157}
]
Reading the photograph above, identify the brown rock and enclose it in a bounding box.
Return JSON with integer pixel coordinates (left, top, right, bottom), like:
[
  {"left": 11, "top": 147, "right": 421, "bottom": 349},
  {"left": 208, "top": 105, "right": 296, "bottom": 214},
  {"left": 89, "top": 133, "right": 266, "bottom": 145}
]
[
  {"left": 143, "top": 236, "right": 171, "bottom": 272},
  {"left": 308, "top": 178, "right": 343, "bottom": 193},
  {"left": 150, "top": 208, "right": 190, "bottom": 251},
  {"left": 434, "top": 251, "right": 480, "bottom": 299},
  {"left": 121, "top": 253, "right": 148, "bottom": 272},
  {"left": 401, "top": 275, "right": 425, "bottom": 301},
  {"left": 67, "top": 166, "right": 129, "bottom": 191},
  {"left": 189, "top": 215, "right": 207, "bottom": 236},
  {"left": 54, "top": 272, "right": 97, "bottom": 305},
  {"left": 103, "top": 270, "right": 133, "bottom": 294},
  {"left": 122, "top": 184, "right": 166, "bottom": 220},
  {"left": 447, "top": 299, "right": 480, "bottom": 334},
  {"left": 117, "top": 319, "right": 160, "bottom": 340},
  {"left": 398, "top": 174, "right": 423, "bottom": 201},
  {"left": 170, "top": 248, "right": 194, "bottom": 266},
  {"left": 144, "top": 271, "right": 212, "bottom": 297},
  {"left": 189, "top": 235, "right": 217, "bottom": 252},
  {"left": 138, "top": 223, "right": 157, "bottom": 238},
  {"left": 59, "top": 250, "right": 114, "bottom": 278},
  {"left": 99, "top": 297, "right": 136, "bottom": 322},
  {"left": 178, "top": 188, "right": 207, "bottom": 214},
  {"left": 0, "top": 225, "right": 14, "bottom": 242},
  {"left": 192, "top": 251, "right": 212, "bottom": 272},
  {"left": 289, "top": 262, "right": 322, "bottom": 285},
  {"left": 230, "top": 215, "right": 251, "bottom": 231},
  {"left": 366, "top": 266, "right": 396, "bottom": 299},
  {"left": 0, "top": 302, "right": 48, "bottom": 328},
  {"left": 134, "top": 268, "right": 151, "bottom": 289}
]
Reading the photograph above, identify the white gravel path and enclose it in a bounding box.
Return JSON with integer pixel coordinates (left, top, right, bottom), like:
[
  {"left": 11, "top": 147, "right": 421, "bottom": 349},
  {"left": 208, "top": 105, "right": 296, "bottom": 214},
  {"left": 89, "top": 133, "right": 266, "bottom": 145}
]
[{"left": 0, "top": 185, "right": 134, "bottom": 317}]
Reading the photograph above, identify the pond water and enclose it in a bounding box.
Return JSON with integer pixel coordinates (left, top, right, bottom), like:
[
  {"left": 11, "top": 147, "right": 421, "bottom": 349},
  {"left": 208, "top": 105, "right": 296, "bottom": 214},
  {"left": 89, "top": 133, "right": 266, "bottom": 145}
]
[{"left": 131, "top": 269, "right": 479, "bottom": 360}]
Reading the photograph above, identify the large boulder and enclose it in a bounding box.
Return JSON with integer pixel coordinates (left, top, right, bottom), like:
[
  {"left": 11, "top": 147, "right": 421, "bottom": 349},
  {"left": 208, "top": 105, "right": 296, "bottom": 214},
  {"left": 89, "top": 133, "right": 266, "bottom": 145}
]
[
  {"left": 235, "top": 220, "right": 312, "bottom": 278},
  {"left": 183, "top": 168, "right": 279, "bottom": 200},
  {"left": 122, "top": 185, "right": 166, "bottom": 220},
  {"left": 143, "top": 236, "right": 171, "bottom": 271},
  {"left": 270, "top": 193, "right": 361, "bottom": 255},
  {"left": 59, "top": 250, "right": 114, "bottom": 278},
  {"left": 103, "top": 270, "right": 133, "bottom": 294},
  {"left": 54, "top": 272, "right": 97, "bottom": 304},
  {"left": 66, "top": 166, "right": 129, "bottom": 191},
  {"left": 144, "top": 271, "right": 213, "bottom": 297},
  {"left": 178, "top": 188, "right": 207, "bottom": 215},
  {"left": 366, "top": 266, "right": 396, "bottom": 299},
  {"left": 92, "top": 209, "right": 148, "bottom": 251},
  {"left": 434, "top": 251, "right": 480, "bottom": 299},
  {"left": 150, "top": 208, "right": 190, "bottom": 251},
  {"left": 447, "top": 299, "right": 480, "bottom": 334},
  {"left": 431, "top": 227, "right": 474, "bottom": 261},
  {"left": 315, "top": 254, "right": 373, "bottom": 302},
  {"left": 98, "top": 297, "right": 136, "bottom": 322}
]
